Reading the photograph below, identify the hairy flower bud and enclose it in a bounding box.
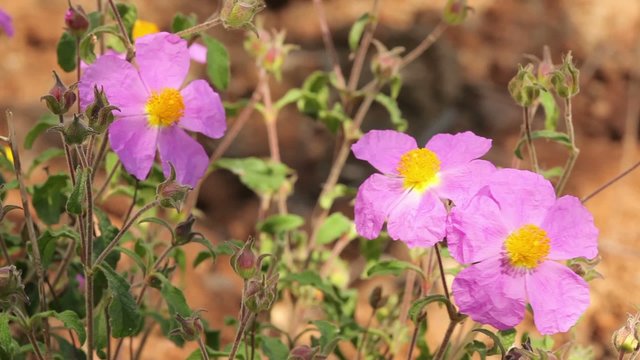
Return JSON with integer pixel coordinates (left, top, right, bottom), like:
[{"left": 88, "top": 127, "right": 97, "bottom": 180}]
[
  {"left": 157, "top": 163, "right": 191, "bottom": 211},
  {"left": 243, "top": 273, "right": 278, "bottom": 313},
  {"left": 41, "top": 71, "right": 77, "bottom": 115},
  {"left": 0, "top": 265, "right": 29, "bottom": 308},
  {"left": 84, "top": 86, "right": 119, "bottom": 134},
  {"left": 51, "top": 114, "right": 98, "bottom": 145},
  {"left": 244, "top": 27, "right": 297, "bottom": 81},
  {"left": 169, "top": 312, "right": 205, "bottom": 342},
  {"left": 508, "top": 64, "right": 541, "bottom": 107},
  {"left": 443, "top": 0, "right": 470, "bottom": 25},
  {"left": 370, "top": 40, "right": 404, "bottom": 81},
  {"left": 551, "top": 52, "right": 580, "bottom": 98},
  {"left": 288, "top": 345, "right": 322, "bottom": 360},
  {"left": 220, "top": 0, "right": 265, "bottom": 31},
  {"left": 368, "top": 286, "right": 387, "bottom": 309},
  {"left": 231, "top": 237, "right": 257, "bottom": 279},
  {"left": 173, "top": 214, "right": 198, "bottom": 246},
  {"left": 613, "top": 314, "right": 640, "bottom": 354},
  {"left": 64, "top": 2, "right": 90, "bottom": 37}
]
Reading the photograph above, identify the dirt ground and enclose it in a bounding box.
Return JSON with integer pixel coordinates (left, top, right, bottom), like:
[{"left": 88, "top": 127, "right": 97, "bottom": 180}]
[{"left": 1, "top": 0, "right": 640, "bottom": 358}]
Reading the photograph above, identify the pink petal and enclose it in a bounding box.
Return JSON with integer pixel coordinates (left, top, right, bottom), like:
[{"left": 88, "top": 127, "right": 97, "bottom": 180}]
[
  {"left": 447, "top": 188, "right": 509, "bottom": 264},
  {"left": 179, "top": 80, "right": 226, "bottom": 139},
  {"left": 108, "top": 117, "right": 158, "bottom": 180},
  {"left": 135, "top": 32, "right": 190, "bottom": 92},
  {"left": 452, "top": 257, "right": 527, "bottom": 330},
  {"left": 541, "top": 196, "right": 599, "bottom": 260},
  {"left": 425, "top": 131, "right": 492, "bottom": 169},
  {"left": 526, "top": 261, "right": 590, "bottom": 334},
  {"left": 0, "top": 9, "right": 14, "bottom": 37},
  {"left": 386, "top": 190, "right": 447, "bottom": 247},
  {"left": 435, "top": 159, "right": 496, "bottom": 207},
  {"left": 354, "top": 174, "right": 404, "bottom": 239},
  {"left": 351, "top": 130, "right": 417, "bottom": 175},
  {"left": 486, "top": 169, "right": 556, "bottom": 230},
  {"left": 157, "top": 126, "right": 209, "bottom": 187},
  {"left": 79, "top": 54, "right": 147, "bottom": 115},
  {"left": 189, "top": 43, "right": 207, "bottom": 64}
]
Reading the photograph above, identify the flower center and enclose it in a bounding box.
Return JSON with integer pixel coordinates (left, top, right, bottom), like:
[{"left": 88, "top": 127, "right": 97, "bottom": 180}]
[
  {"left": 146, "top": 88, "right": 185, "bottom": 127},
  {"left": 396, "top": 148, "right": 441, "bottom": 191},
  {"left": 504, "top": 224, "right": 551, "bottom": 269}
]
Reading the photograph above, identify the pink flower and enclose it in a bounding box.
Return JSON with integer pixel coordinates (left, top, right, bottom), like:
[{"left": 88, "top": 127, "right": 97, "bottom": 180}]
[
  {"left": 352, "top": 130, "right": 495, "bottom": 247},
  {"left": 0, "top": 8, "right": 14, "bottom": 37},
  {"left": 79, "top": 32, "right": 226, "bottom": 186},
  {"left": 448, "top": 169, "right": 599, "bottom": 334}
]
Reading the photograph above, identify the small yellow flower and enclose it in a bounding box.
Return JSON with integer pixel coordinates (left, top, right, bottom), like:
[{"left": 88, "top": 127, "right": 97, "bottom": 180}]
[{"left": 132, "top": 19, "right": 159, "bottom": 40}]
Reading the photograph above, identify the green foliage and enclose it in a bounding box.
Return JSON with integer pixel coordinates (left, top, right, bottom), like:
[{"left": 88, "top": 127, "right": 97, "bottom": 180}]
[
  {"left": 349, "top": 14, "right": 373, "bottom": 51},
  {"left": 514, "top": 130, "right": 572, "bottom": 160},
  {"left": 374, "top": 93, "right": 408, "bottom": 131},
  {"left": 31, "top": 173, "right": 69, "bottom": 225},
  {"left": 258, "top": 214, "right": 304, "bottom": 235},
  {"left": 24, "top": 114, "right": 58, "bottom": 150},
  {"left": 31, "top": 310, "right": 86, "bottom": 346},
  {"left": 79, "top": 25, "right": 122, "bottom": 64},
  {"left": 172, "top": 13, "right": 197, "bottom": 34},
  {"left": 365, "top": 259, "right": 424, "bottom": 279},
  {"left": 38, "top": 228, "right": 78, "bottom": 267},
  {"left": 316, "top": 212, "right": 353, "bottom": 245},
  {"left": 539, "top": 90, "right": 559, "bottom": 130},
  {"left": 203, "top": 35, "right": 231, "bottom": 91},
  {"left": 66, "top": 167, "right": 89, "bottom": 215},
  {"left": 57, "top": 32, "right": 77, "bottom": 72},
  {"left": 260, "top": 336, "right": 289, "bottom": 360},
  {"left": 114, "top": 3, "right": 137, "bottom": 35},
  {"left": 98, "top": 263, "right": 143, "bottom": 338},
  {"left": 216, "top": 157, "right": 291, "bottom": 195}
]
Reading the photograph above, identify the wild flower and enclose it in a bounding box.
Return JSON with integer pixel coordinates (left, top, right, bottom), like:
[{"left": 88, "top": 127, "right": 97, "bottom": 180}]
[
  {"left": 352, "top": 130, "right": 495, "bottom": 247},
  {"left": 448, "top": 168, "right": 599, "bottom": 334},
  {"left": 133, "top": 19, "right": 207, "bottom": 64},
  {"left": 79, "top": 32, "right": 226, "bottom": 186}
]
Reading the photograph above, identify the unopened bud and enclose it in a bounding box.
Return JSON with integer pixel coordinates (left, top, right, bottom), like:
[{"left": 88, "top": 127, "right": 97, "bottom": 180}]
[
  {"left": 0, "top": 265, "right": 28, "bottom": 307},
  {"left": 508, "top": 64, "right": 541, "bottom": 107},
  {"left": 613, "top": 314, "right": 640, "bottom": 354},
  {"left": 567, "top": 256, "right": 602, "bottom": 282},
  {"left": 244, "top": 27, "right": 297, "bottom": 81},
  {"left": 84, "top": 86, "right": 119, "bottom": 133},
  {"left": 370, "top": 40, "right": 404, "bottom": 81},
  {"left": 231, "top": 237, "right": 257, "bottom": 279},
  {"left": 157, "top": 163, "right": 191, "bottom": 211},
  {"left": 243, "top": 273, "right": 278, "bottom": 313},
  {"left": 173, "top": 214, "right": 198, "bottom": 246},
  {"left": 50, "top": 114, "right": 98, "bottom": 145},
  {"left": 288, "top": 345, "right": 321, "bottom": 360},
  {"left": 41, "top": 71, "right": 77, "bottom": 115},
  {"left": 65, "top": 2, "right": 90, "bottom": 37},
  {"left": 169, "top": 311, "right": 205, "bottom": 342},
  {"left": 221, "top": 0, "right": 265, "bottom": 31},
  {"left": 368, "top": 286, "right": 387, "bottom": 309},
  {"left": 551, "top": 52, "right": 580, "bottom": 98},
  {"left": 443, "top": 0, "right": 470, "bottom": 25}
]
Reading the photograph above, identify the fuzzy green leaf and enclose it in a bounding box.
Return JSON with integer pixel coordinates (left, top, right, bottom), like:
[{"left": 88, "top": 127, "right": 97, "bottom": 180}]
[
  {"left": 57, "top": 32, "right": 77, "bottom": 72},
  {"left": 24, "top": 114, "right": 58, "bottom": 150},
  {"left": 514, "top": 130, "right": 572, "bottom": 160},
  {"left": 172, "top": 13, "right": 197, "bottom": 34},
  {"left": 156, "top": 273, "right": 191, "bottom": 317},
  {"left": 348, "top": 13, "right": 373, "bottom": 51},
  {"left": 316, "top": 212, "right": 352, "bottom": 245},
  {"left": 99, "top": 263, "right": 143, "bottom": 338},
  {"left": 261, "top": 337, "right": 289, "bottom": 360},
  {"left": 375, "top": 93, "right": 408, "bottom": 131},
  {"left": 203, "top": 35, "right": 230, "bottom": 91},
  {"left": 32, "top": 174, "right": 69, "bottom": 225},
  {"left": 366, "top": 260, "right": 424, "bottom": 279},
  {"left": 216, "top": 157, "right": 290, "bottom": 195},
  {"left": 258, "top": 214, "right": 304, "bottom": 235},
  {"left": 408, "top": 295, "right": 455, "bottom": 323},
  {"left": 539, "top": 90, "right": 559, "bottom": 131},
  {"left": 66, "top": 167, "right": 89, "bottom": 215}
]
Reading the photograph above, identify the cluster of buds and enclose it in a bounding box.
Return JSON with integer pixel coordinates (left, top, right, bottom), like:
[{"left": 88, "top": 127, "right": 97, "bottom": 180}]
[
  {"left": 41, "top": 71, "right": 76, "bottom": 115},
  {"left": 244, "top": 26, "right": 297, "bottom": 81},
  {"left": 612, "top": 314, "right": 640, "bottom": 355},
  {"left": 64, "top": 1, "right": 89, "bottom": 37},
  {"left": 157, "top": 164, "right": 192, "bottom": 211},
  {"left": 169, "top": 311, "right": 205, "bottom": 342},
  {"left": 550, "top": 52, "right": 580, "bottom": 98},
  {"left": 243, "top": 272, "right": 278, "bottom": 313},
  {"left": 220, "top": 0, "right": 265, "bottom": 32},
  {"left": 370, "top": 40, "right": 404, "bottom": 82},
  {"left": 288, "top": 345, "right": 326, "bottom": 360},
  {"left": 173, "top": 214, "right": 200, "bottom": 246},
  {"left": 567, "top": 256, "right": 603, "bottom": 282},
  {"left": 50, "top": 114, "right": 98, "bottom": 145},
  {"left": 443, "top": 0, "right": 471, "bottom": 25},
  {"left": 0, "top": 265, "right": 28, "bottom": 309},
  {"left": 508, "top": 64, "right": 541, "bottom": 107},
  {"left": 84, "top": 86, "right": 119, "bottom": 134}
]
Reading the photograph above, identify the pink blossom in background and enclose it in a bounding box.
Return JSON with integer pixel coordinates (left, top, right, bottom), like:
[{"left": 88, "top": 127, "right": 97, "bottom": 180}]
[
  {"left": 448, "top": 168, "right": 599, "bottom": 334},
  {"left": 79, "top": 32, "right": 227, "bottom": 186},
  {"left": 188, "top": 43, "right": 207, "bottom": 64},
  {"left": 352, "top": 130, "right": 495, "bottom": 247},
  {"left": 0, "top": 8, "right": 14, "bottom": 37}
]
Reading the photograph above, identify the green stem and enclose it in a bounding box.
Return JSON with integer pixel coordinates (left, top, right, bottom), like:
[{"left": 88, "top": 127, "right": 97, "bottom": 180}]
[
  {"left": 523, "top": 106, "right": 539, "bottom": 173},
  {"left": 228, "top": 312, "right": 256, "bottom": 360},
  {"left": 556, "top": 98, "right": 579, "bottom": 195}
]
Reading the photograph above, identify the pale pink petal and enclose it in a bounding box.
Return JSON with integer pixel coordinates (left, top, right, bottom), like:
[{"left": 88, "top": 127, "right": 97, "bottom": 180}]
[
  {"left": 386, "top": 191, "right": 447, "bottom": 247},
  {"left": 434, "top": 159, "right": 496, "bottom": 207},
  {"left": 79, "top": 54, "right": 147, "bottom": 115},
  {"left": 0, "top": 9, "right": 14, "bottom": 37},
  {"left": 352, "top": 130, "right": 417, "bottom": 175},
  {"left": 447, "top": 188, "right": 509, "bottom": 264},
  {"left": 189, "top": 43, "right": 207, "bottom": 64},
  {"left": 157, "top": 126, "right": 209, "bottom": 187},
  {"left": 135, "top": 32, "right": 190, "bottom": 92},
  {"left": 452, "top": 257, "right": 527, "bottom": 330},
  {"left": 108, "top": 117, "right": 158, "bottom": 180},
  {"left": 486, "top": 169, "right": 556, "bottom": 230},
  {"left": 354, "top": 174, "right": 404, "bottom": 239},
  {"left": 526, "top": 261, "right": 590, "bottom": 334},
  {"left": 179, "top": 80, "right": 226, "bottom": 139},
  {"left": 425, "top": 131, "right": 492, "bottom": 169},
  {"left": 541, "top": 196, "right": 599, "bottom": 260}
]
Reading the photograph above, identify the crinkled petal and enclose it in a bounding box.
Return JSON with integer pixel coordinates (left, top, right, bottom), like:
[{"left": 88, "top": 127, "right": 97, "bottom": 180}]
[
  {"left": 435, "top": 159, "right": 496, "bottom": 207},
  {"left": 541, "top": 195, "right": 599, "bottom": 260},
  {"left": 354, "top": 174, "right": 404, "bottom": 239},
  {"left": 157, "top": 126, "right": 209, "bottom": 187},
  {"left": 179, "top": 80, "right": 226, "bottom": 139},
  {"left": 108, "top": 117, "right": 158, "bottom": 181},
  {"left": 0, "top": 9, "right": 14, "bottom": 37},
  {"left": 452, "top": 257, "right": 527, "bottom": 330},
  {"left": 79, "top": 54, "right": 147, "bottom": 115},
  {"left": 189, "top": 43, "right": 207, "bottom": 64},
  {"left": 526, "top": 261, "right": 590, "bottom": 334},
  {"left": 136, "top": 32, "right": 190, "bottom": 91},
  {"left": 387, "top": 190, "right": 447, "bottom": 247},
  {"left": 487, "top": 169, "right": 556, "bottom": 230},
  {"left": 426, "top": 131, "right": 492, "bottom": 169},
  {"left": 447, "top": 187, "right": 509, "bottom": 264},
  {"left": 352, "top": 130, "right": 417, "bottom": 175}
]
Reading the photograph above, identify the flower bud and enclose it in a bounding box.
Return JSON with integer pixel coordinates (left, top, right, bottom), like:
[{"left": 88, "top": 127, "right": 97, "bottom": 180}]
[
  {"left": 443, "top": 0, "right": 470, "bottom": 25},
  {"left": 508, "top": 64, "right": 541, "bottom": 107},
  {"left": 173, "top": 214, "right": 198, "bottom": 246},
  {"left": 231, "top": 237, "right": 257, "bottom": 279},
  {"left": 551, "top": 52, "right": 580, "bottom": 98},
  {"left": 288, "top": 345, "right": 321, "bottom": 360},
  {"left": 368, "top": 286, "right": 387, "bottom": 309},
  {"left": 220, "top": 0, "right": 265, "bottom": 31},
  {"left": 243, "top": 273, "right": 278, "bottom": 313},
  {"left": 41, "top": 71, "right": 77, "bottom": 115},
  {"left": 169, "top": 312, "right": 205, "bottom": 342},
  {"left": 156, "top": 163, "right": 191, "bottom": 212},
  {"left": 64, "top": 2, "right": 90, "bottom": 37},
  {"left": 567, "top": 256, "right": 602, "bottom": 282},
  {"left": 370, "top": 40, "right": 404, "bottom": 81},
  {"left": 84, "top": 86, "right": 119, "bottom": 134},
  {"left": 613, "top": 314, "right": 640, "bottom": 354},
  {"left": 244, "top": 27, "right": 297, "bottom": 81},
  {"left": 0, "top": 265, "right": 29, "bottom": 308},
  {"left": 50, "top": 114, "right": 98, "bottom": 145}
]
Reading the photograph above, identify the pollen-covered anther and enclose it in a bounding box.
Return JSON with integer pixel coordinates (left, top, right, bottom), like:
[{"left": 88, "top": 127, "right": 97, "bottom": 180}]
[
  {"left": 146, "top": 88, "right": 185, "bottom": 127},
  {"left": 396, "top": 148, "right": 441, "bottom": 191},
  {"left": 504, "top": 224, "right": 551, "bottom": 269}
]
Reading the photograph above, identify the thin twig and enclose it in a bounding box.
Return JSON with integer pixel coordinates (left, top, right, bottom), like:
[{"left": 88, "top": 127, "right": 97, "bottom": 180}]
[
  {"left": 347, "top": 0, "right": 381, "bottom": 93},
  {"left": 312, "top": 0, "right": 346, "bottom": 88},
  {"left": 105, "top": 306, "right": 111, "bottom": 360},
  {"left": 95, "top": 159, "right": 120, "bottom": 202},
  {"left": 433, "top": 318, "right": 461, "bottom": 360},
  {"left": 123, "top": 180, "right": 139, "bottom": 224},
  {"left": 175, "top": 18, "right": 221, "bottom": 38},
  {"left": 106, "top": 0, "right": 135, "bottom": 57},
  {"left": 58, "top": 114, "right": 77, "bottom": 185},
  {"left": 522, "top": 106, "right": 539, "bottom": 173},
  {"left": 0, "top": 234, "right": 12, "bottom": 266},
  {"left": 91, "top": 134, "right": 109, "bottom": 179},
  {"left": 229, "top": 312, "right": 256, "bottom": 360},
  {"left": 434, "top": 243, "right": 450, "bottom": 303},
  {"left": 51, "top": 239, "right": 75, "bottom": 288},
  {"left": 581, "top": 160, "right": 640, "bottom": 203},
  {"left": 197, "top": 337, "right": 211, "bottom": 360},
  {"left": 556, "top": 98, "right": 579, "bottom": 195},
  {"left": 356, "top": 308, "right": 377, "bottom": 360},
  {"left": 400, "top": 21, "right": 448, "bottom": 67},
  {"left": 406, "top": 313, "right": 426, "bottom": 360}
]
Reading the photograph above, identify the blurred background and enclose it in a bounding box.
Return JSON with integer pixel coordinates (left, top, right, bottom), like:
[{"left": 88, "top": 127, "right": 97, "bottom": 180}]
[{"left": 1, "top": 0, "right": 639, "bottom": 358}]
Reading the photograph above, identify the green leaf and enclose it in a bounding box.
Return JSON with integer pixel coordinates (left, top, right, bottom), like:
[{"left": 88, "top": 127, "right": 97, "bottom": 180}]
[
  {"left": 258, "top": 214, "right": 304, "bottom": 235},
  {"left": 514, "top": 130, "right": 572, "bottom": 160},
  {"left": 473, "top": 328, "right": 507, "bottom": 358},
  {"left": 261, "top": 337, "right": 289, "bottom": 360},
  {"left": 348, "top": 13, "right": 373, "bottom": 51},
  {"left": 57, "top": 32, "right": 77, "bottom": 72},
  {"left": 98, "top": 263, "right": 143, "bottom": 338},
  {"left": 66, "top": 167, "right": 89, "bottom": 215},
  {"left": 541, "top": 166, "right": 564, "bottom": 180},
  {"left": 38, "top": 228, "right": 79, "bottom": 267},
  {"left": 28, "top": 148, "right": 65, "bottom": 176},
  {"left": 203, "top": 35, "right": 230, "bottom": 91},
  {"left": 156, "top": 273, "right": 191, "bottom": 317},
  {"left": 365, "top": 260, "right": 424, "bottom": 279},
  {"left": 408, "top": 295, "right": 455, "bottom": 323},
  {"left": 0, "top": 312, "right": 15, "bottom": 355},
  {"left": 311, "top": 320, "right": 340, "bottom": 353},
  {"left": 216, "top": 157, "right": 291, "bottom": 195},
  {"left": 296, "top": 71, "right": 330, "bottom": 119},
  {"left": 139, "top": 217, "right": 175, "bottom": 242},
  {"left": 375, "top": 93, "right": 408, "bottom": 131},
  {"left": 117, "top": 246, "right": 147, "bottom": 274},
  {"left": 316, "top": 213, "right": 352, "bottom": 245},
  {"left": 282, "top": 271, "right": 340, "bottom": 303},
  {"left": 32, "top": 174, "right": 69, "bottom": 225},
  {"left": 539, "top": 90, "right": 559, "bottom": 131},
  {"left": 192, "top": 237, "right": 218, "bottom": 265},
  {"left": 274, "top": 88, "right": 304, "bottom": 110},
  {"left": 172, "top": 13, "right": 197, "bottom": 34},
  {"left": 390, "top": 76, "right": 403, "bottom": 100},
  {"left": 114, "top": 3, "right": 137, "bottom": 34},
  {"left": 319, "top": 184, "right": 353, "bottom": 210},
  {"left": 31, "top": 310, "right": 86, "bottom": 346},
  {"left": 79, "top": 25, "right": 121, "bottom": 64},
  {"left": 25, "top": 114, "right": 58, "bottom": 150}
]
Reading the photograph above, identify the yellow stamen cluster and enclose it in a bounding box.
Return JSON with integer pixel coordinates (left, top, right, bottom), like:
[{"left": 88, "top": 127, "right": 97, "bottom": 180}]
[
  {"left": 504, "top": 224, "right": 551, "bottom": 269},
  {"left": 132, "top": 20, "right": 159, "bottom": 40},
  {"left": 396, "top": 148, "right": 441, "bottom": 191},
  {"left": 146, "top": 88, "right": 185, "bottom": 127}
]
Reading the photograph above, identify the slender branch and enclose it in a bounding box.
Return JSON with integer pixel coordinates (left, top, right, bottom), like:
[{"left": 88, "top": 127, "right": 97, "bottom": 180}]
[
  {"left": 312, "top": 0, "right": 346, "bottom": 88},
  {"left": 356, "top": 308, "right": 377, "bottom": 360},
  {"left": 347, "top": 0, "right": 381, "bottom": 93},
  {"left": 175, "top": 18, "right": 220, "bottom": 38},
  {"left": 406, "top": 313, "right": 426, "bottom": 360},
  {"left": 522, "top": 106, "right": 539, "bottom": 173},
  {"left": 91, "top": 134, "right": 109, "bottom": 178},
  {"left": 26, "top": 331, "right": 46, "bottom": 360},
  {"left": 123, "top": 180, "right": 139, "bottom": 224},
  {"left": 582, "top": 160, "right": 640, "bottom": 203},
  {"left": 433, "top": 318, "right": 461, "bottom": 360},
  {"left": 51, "top": 239, "right": 75, "bottom": 288},
  {"left": 229, "top": 312, "right": 256, "bottom": 360},
  {"left": 106, "top": 0, "right": 134, "bottom": 57},
  {"left": 95, "top": 159, "right": 120, "bottom": 202},
  {"left": 58, "top": 115, "right": 77, "bottom": 185},
  {"left": 77, "top": 37, "right": 82, "bottom": 113},
  {"left": 0, "top": 234, "right": 12, "bottom": 266},
  {"left": 197, "top": 337, "right": 211, "bottom": 360},
  {"left": 400, "top": 21, "right": 448, "bottom": 67},
  {"left": 434, "top": 243, "right": 450, "bottom": 303},
  {"left": 556, "top": 98, "right": 579, "bottom": 195}
]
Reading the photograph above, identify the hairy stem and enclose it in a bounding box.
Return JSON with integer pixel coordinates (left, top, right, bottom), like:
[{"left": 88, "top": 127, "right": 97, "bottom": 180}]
[
  {"left": 347, "top": 0, "right": 381, "bottom": 93},
  {"left": 523, "top": 106, "right": 539, "bottom": 173},
  {"left": 433, "top": 318, "right": 461, "bottom": 360},
  {"left": 435, "top": 243, "right": 450, "bottom": 303},
  {"left": 312, "top": 0, "right": 346, "bottom": 88},
  {"left": 556, "top": 98, "right": 580, "bottom": 195},
  {"left": 229, "top": 312, "right": 256, "bottom": 360},
  {"left": 400, "top": 21, "right": 448, "bottom": 67},
  {"left": 94, "top": 159, "right": 120, "bottom": 202},
  {"left": 197, "top": 337, "right": 211, "bottom": 360},
  {"left": 406, "top": 314, "right": 426, "bottom": 360},
  {"left": 175, "top": 17, "right": 220, "bottom": 38},
  {"left": 106, "top": 0, "right": 135, "bottom": 58},
  {"left": 58, "top": 114, "right": 77, "bottom": 185}
]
